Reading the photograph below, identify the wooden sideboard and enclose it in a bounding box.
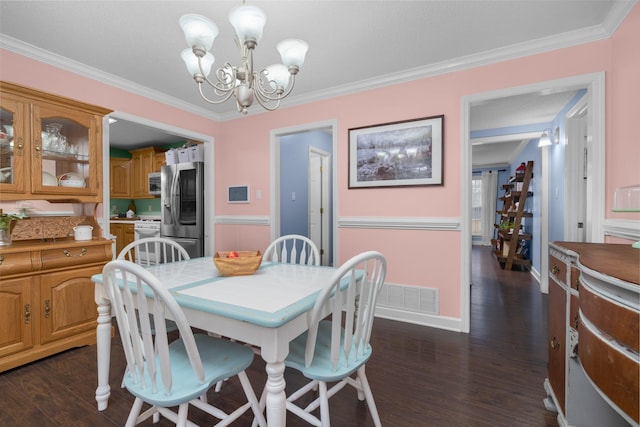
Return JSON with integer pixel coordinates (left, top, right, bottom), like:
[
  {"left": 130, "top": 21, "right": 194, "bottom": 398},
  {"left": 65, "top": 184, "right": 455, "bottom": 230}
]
[
  {"left": 545, "top": 242, "right": 639, "bottom": 427},
  {"left": 0, "top": 238, "right": 112, "bottom": 372}
]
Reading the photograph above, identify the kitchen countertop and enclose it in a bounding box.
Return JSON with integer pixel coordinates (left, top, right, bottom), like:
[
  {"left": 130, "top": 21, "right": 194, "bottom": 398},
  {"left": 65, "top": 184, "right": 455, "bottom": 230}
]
[{"left": 109, "top": 218, "right": 139, "bottom": 224}]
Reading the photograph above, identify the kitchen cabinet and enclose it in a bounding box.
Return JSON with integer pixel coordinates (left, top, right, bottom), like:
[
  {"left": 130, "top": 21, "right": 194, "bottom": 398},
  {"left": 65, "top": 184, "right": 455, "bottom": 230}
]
[
  {"left": 110, "top": 222, "right": 135, "bottom": 259},
  {"left": 0, "top": 81, "right": 111, "bottom": 202},
  {"left": 545, "top": 242, "right": 639, "bottom": 427},
  {"left": 109, "top": 157, "right": 132, "bottom": 198},
  {"left": 0, "top": 239, "right": 112, "bottom": 372},
  {"left": 153, "top": 151, "right": 166, "bottom": 172},
  {"left": 130, "top": 146, "right": 163, "bottom": 199}
]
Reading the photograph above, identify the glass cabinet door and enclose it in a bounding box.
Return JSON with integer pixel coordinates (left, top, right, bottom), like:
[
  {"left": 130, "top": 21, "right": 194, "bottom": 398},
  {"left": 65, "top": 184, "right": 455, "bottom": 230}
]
[
  {"left": 31, "top": 102, "right": 99, "bottom": 196},
  {"left": 0, "top": 96, "right": 26, "bottom": 193}
]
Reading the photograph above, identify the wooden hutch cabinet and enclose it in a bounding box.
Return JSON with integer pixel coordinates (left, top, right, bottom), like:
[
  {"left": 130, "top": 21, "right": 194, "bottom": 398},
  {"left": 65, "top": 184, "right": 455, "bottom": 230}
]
[
  {"left": 0, "top": 81, "right": 114, "bottom": 372},
  {"left": 0, "top": 81, "right": 111, "bottom": 202},
  {"left": 0, "top": 236, "right": 113, "bottom": 372}
]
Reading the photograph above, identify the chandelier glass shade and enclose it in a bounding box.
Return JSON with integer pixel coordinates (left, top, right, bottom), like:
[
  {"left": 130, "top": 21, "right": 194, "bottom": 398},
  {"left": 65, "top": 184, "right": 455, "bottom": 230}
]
[{"left": 179, "top": 4, "right": 309, "bottom": 114}]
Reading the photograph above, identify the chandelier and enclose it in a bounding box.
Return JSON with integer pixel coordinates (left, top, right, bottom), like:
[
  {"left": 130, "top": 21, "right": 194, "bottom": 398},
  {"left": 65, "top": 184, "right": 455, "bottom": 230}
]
[{"left": 179, "top": 4, "right": 309, "bottom": 114}]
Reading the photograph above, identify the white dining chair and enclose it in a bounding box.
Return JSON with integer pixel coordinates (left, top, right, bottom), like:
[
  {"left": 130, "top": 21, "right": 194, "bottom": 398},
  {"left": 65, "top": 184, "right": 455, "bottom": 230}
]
[
  {"left": 264, "top": 234, "right": 320, "bottom": 266},
  {"left": 254, "top": 251, "right": 387, "bottom": 427},
  {"left": 102, "top": 260, "right": 266, "bottom": 427},
  {"left": 117, "top": 237, "right": 190, "bottom": 387},
  {"left": 118, "top": 237, "right": 190, "bottom": 266}
]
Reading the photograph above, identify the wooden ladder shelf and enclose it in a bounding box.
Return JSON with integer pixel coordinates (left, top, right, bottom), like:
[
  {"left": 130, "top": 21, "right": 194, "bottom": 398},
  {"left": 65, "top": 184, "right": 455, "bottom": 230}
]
[{"left": 493, "top": 160, "right": 534, "bottom": 270}]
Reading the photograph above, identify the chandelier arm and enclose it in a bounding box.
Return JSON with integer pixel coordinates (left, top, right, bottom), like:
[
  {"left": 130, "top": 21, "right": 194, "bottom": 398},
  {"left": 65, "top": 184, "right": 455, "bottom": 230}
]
[
  {"left": 253, "top": 92, "right": 282, "bottom": 111},
  {"left": 197, "top": 82, "right": 236, "bottom": 105},
  {"left": 254, "top": 74, "right": 297, "bottom": 102},
  {"left": 197, "top": 57, "right": 236, "bottom": 95}
]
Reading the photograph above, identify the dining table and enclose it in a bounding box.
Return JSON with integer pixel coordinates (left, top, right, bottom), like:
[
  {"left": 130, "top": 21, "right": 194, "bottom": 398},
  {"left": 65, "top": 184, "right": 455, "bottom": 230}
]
[{"left": 92, "top": 256, "right": 341, "bottom": 427}]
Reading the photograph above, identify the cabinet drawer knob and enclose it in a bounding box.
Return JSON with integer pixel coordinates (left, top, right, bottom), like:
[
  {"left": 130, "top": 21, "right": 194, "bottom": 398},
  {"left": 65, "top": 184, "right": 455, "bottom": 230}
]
[
  {"left": 550, "top": 336, "right": 561, "bottom": 350},
  {"left": 44, "top": 299, "right": 50, "bottom": 318},
  {"left": 24, "top": 303, "right": 30, "bottom": 323},
  {"left": 63, "top": 248, "right": 87, "bottom": 257},
  {"left": 17, "top": 137, "right": 23, "bottom": 156},
  {"left": 0, "top": 255, "right": 3, "bottom": 265}
]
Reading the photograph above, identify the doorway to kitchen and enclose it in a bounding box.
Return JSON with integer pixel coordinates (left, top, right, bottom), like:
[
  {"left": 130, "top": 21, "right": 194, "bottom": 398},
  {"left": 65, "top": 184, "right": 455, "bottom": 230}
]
[
  {"left": 103, "top": 112, "right": 214, "bottom": 255},
  {"left": 270, "top": 120, "right": 337, "bottom": 266}
]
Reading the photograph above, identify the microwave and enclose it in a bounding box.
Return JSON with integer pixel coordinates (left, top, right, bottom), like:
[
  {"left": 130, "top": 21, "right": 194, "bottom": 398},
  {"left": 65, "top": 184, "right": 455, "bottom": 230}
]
[{"left": 148, "top": 172, "right": 161, "bottom": 196}]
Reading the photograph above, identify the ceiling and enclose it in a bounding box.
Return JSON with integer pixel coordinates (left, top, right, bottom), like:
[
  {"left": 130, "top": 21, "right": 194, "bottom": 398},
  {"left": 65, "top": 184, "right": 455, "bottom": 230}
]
[{"left": 0, "top": 1, "right": 634, "bottom": 163}]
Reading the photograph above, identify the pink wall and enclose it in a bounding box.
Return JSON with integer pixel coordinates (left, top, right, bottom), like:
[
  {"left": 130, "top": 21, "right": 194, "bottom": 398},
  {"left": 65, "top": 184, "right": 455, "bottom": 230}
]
[{"left": 1, "top": 4, "right": 637, "bottom": 320}]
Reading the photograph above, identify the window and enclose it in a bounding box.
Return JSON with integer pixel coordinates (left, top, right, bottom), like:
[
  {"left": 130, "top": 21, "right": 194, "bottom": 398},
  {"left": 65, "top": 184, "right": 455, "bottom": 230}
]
[{"left": 471, "top": 175, "right": 482, "bottom": 236}]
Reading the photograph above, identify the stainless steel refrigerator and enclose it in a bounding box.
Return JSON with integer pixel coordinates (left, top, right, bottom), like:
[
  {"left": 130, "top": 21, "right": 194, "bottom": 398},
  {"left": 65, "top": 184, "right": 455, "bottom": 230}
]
[{"left": 160, "top": 162, "right": 204, "bottom": 258}]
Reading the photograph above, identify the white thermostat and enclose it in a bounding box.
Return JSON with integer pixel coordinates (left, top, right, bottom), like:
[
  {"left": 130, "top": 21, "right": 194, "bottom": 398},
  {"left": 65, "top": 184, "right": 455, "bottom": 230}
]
[{"left": 227, "top": 185, "right": 250, "bottom": 203}]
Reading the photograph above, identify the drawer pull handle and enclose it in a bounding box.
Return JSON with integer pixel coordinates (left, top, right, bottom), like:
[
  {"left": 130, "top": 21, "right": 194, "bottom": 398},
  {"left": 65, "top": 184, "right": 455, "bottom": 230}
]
[
  {"left": 63, "top": 248, "right": 87, "bottom": 257},
  {"left": 0, "top": 255, "right": 3, "bottom": 265},
  {"left": 44, "top": 299, "right": 50, "bottom": 319},
  {"left": 550, "top": 336, "right": 561, "bottom": 350},
  {"left": 24, "top": 304, "right": 30, "bottom": 323},
  {"left": 551, "top": 265, "right": 560, "bottom": 276}
]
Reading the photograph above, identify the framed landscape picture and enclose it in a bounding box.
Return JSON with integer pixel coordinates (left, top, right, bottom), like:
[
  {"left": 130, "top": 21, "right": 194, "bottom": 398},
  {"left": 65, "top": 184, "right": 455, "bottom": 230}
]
[{"left": 348, "top": 115, "right": 443, "bottom": 188}]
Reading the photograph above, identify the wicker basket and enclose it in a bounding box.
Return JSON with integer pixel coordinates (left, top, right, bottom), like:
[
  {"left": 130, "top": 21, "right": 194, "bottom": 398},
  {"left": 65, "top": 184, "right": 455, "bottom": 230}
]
[{"left": 213, "top": 251, "right": 262, "bottom": 276}]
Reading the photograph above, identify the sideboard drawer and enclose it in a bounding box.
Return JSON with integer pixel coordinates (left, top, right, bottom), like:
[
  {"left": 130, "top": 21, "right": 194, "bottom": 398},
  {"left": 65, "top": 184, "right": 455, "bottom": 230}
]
[
  {"left": 0, "top": 251, "right": 34, "bottom": 277},
  {"left": 580, "top": 282, "right": 639, "bottom": 353},
  {"left": 41, "top": 242, "right": 112, "bottom": 270},
  {"left": 550, "top": 254, "right": 567, "bottom": 285},
  {"left": 579, "top": 315, "right": 639, "bottom": 424}
]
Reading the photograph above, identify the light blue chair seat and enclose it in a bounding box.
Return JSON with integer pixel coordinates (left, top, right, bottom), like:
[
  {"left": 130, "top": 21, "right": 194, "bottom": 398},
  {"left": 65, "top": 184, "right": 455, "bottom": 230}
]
[
  {"left": 124, "top": 334, "right": 255, "bottom": 408},
  {"left": 285, "top": 320, "right": 372, "bottom": 383}
]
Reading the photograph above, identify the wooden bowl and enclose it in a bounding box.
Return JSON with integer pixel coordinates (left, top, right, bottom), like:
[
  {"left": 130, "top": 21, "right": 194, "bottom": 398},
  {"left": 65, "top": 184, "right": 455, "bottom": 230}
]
[{"left": 213, "top": 251, "right": 262, "bottom": 276}]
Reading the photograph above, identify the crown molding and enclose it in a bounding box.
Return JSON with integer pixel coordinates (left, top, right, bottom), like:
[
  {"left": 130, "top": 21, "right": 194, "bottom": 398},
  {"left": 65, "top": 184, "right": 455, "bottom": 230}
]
[
  {"left": 0, "top": 34, "right": 222, "bottom": 122},
  {"left": 1, "top": 4, "right": 632, "bottom": 123}
]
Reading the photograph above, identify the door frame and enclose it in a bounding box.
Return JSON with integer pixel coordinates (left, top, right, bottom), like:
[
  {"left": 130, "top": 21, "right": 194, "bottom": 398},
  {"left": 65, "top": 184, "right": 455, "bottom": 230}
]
[
  {"left": 564, "top": 95, "right": 590, "bottom": 242},
  {"left": 460, "top": 72, "right": 605, "bottom": 333},
  {"left": 270, "top": 120, "right": 338, "bottom": 266},
  {"left": 308, "top": 146, "right": 331, "bottom": 265}
]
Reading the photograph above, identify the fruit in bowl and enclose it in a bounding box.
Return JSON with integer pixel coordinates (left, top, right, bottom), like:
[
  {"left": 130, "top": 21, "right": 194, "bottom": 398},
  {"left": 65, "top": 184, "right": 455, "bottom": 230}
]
[{"left": 213, "top": 250, "right": 262, "bottom": 276}]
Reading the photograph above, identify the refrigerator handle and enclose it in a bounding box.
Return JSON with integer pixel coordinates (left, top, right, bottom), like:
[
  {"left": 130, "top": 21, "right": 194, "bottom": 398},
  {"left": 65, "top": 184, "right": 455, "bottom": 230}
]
[{"left": 171, "top": 172, "right": 180, "bottom": 226}]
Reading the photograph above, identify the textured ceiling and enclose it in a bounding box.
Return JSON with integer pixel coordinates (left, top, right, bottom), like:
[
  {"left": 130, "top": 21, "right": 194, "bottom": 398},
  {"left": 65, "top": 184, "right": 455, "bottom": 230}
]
[{"left": 0, "top": 1, "right": 634, "bottom": 162}]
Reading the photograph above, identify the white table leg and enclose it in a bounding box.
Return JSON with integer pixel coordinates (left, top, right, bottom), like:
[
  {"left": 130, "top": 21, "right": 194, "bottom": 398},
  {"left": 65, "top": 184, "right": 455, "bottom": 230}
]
[
  {"left": 95, "top": 300, "right": 112, "bottom": 411},
  {"left": 265, "top": 361, "right": 287, "bottom": 427}
]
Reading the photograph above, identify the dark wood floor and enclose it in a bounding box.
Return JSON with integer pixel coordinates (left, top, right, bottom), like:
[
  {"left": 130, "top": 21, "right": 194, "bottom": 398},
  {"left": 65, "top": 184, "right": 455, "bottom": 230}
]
[{"left": 0, "top": 247, "right": 558, "bottom": 426}]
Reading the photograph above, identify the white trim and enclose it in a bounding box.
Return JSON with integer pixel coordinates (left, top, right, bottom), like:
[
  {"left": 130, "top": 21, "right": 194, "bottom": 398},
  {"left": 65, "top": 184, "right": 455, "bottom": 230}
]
[
  {"left": 338, "top": 216, "right": 460, "bottom": 231},
  {"left": 540, "top": 144, "right": 550, "bottom": 295},
  {"left": 214, "top": 215, "right": 270, "bottom": 226},
  {"left": 375, "top": 307, "right": 462, "bottom": 333},
  {"left": 460, "top": 96, "right": 472, "bottom": 333},
  {"left": 603, "top": 219, "right": 640, "bottom": 241},
  {"left": 471, "top": 131, "right": 542, "bottom": 146}
]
